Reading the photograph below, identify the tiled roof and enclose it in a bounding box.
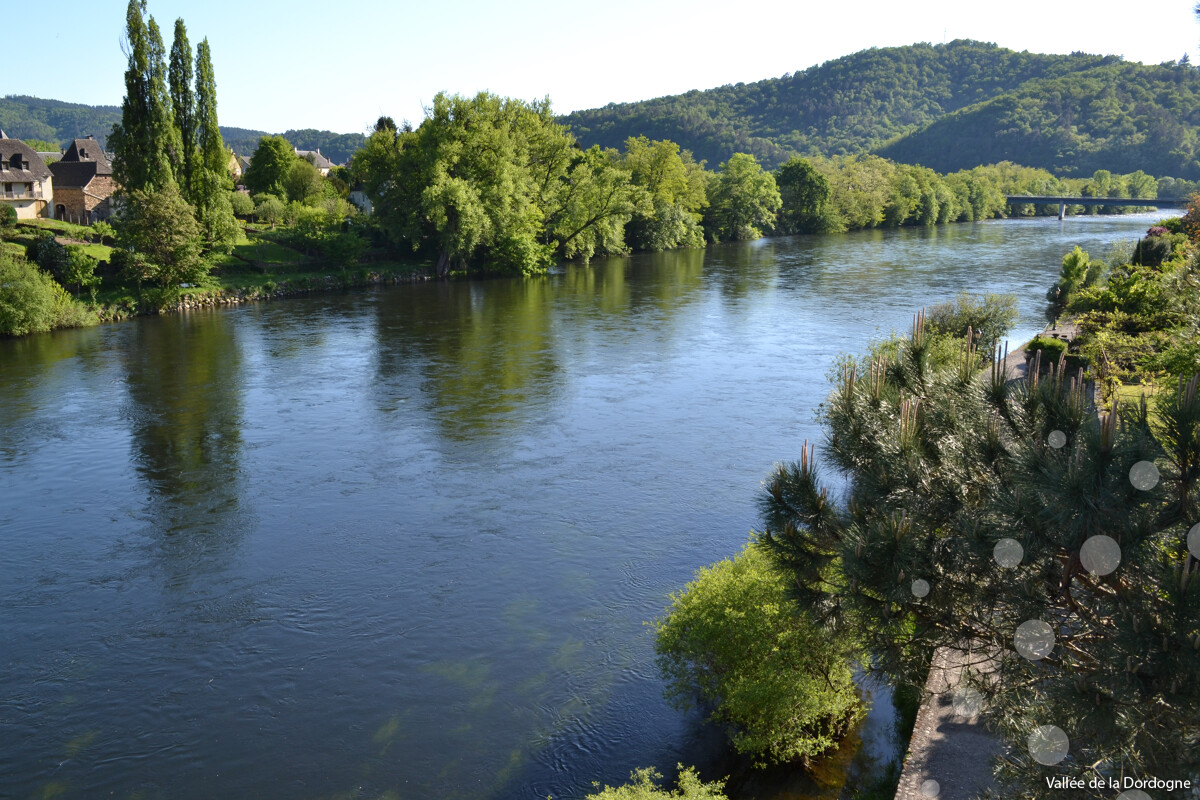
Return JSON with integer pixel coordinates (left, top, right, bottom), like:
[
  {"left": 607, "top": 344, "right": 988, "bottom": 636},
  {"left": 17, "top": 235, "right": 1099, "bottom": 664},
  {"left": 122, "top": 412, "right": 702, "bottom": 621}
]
[
  {"left": 61, "top": 137, "right": 112, "bottom": 174},
  {"left": 49, "top": 160, "right": 101, "bottom": 188},
  {"left": 0, "top": 137, "right": 53, "bottom": 181},
  {"left": 296, "top": 148, "right": 333, "bottom": 170}
]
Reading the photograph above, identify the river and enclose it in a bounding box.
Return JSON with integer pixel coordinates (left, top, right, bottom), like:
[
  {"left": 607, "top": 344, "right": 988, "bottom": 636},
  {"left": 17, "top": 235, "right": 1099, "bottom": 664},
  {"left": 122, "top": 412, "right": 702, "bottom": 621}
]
[{"left": 0, "top": 213, "right": 1170, "bottom": 800}]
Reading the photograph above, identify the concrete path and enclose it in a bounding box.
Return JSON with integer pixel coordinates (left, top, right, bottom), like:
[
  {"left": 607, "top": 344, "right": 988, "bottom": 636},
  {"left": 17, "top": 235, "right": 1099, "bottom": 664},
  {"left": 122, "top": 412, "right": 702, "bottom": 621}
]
[{"left": 893, "top": 648, "right": 1004, "bottom": 800}]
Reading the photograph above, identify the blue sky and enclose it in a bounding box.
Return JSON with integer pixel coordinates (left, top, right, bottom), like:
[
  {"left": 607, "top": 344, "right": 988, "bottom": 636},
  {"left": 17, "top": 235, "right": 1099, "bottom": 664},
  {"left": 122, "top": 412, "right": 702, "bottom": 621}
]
[{"left": 15, "top": 0, "right": 1200, "bottom": 136}]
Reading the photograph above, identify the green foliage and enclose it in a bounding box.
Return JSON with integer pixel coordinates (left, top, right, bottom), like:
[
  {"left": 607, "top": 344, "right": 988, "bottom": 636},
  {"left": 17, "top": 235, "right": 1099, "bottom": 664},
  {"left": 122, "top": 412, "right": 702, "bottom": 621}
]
[
  {"left": 22, "top": 138, "right": 61, "bottom": 154},
  {"left": 168, "top": 18, "right": 195, "bottom": 197},
  {"left": 585, "top": 766, "right": 727, "bottom": 800},
  {"left": 1, "top": 204, "right": 18, "bottom": 230},
  {"left": 253, "top": 194, "right": 286, "bottom": 227},
  {"left": 703, "top": 154, "right": 781, "bottom": 242},
  {"left": 879, "top": 61, "right": 1200, "bottom": 178},
  {"left": 653, "top": 543, "right": 862, "bottom": 765},
  {"left": 229, "top": 190, "right": 255, "bottom": 216},
  {"left": 362, "top": 92, "right": 643, "bottom": 275},
  {"left": 285, "top": 157, "right": 325, "bottom": 204},
  {"left": 1047, "top": 245, "right": 1101, "bottom": 313},
  {"left": 757, "top": 314, "right": 1200, "bottom": 797},
  {"left": 563, "top": 42, "right": 1117, "bottom": 170},
  {"left": 191, "top": 36, "right": 235, "bottom": 256},
  {"left": 243, "top": 135, "right": 299, "bottom": 199},
  {"left": 775, "top": 157, "right": 834, "bottom": 234},
  {"left": 324, "top": 230, "right": 367, "bottom": 268},
  {"left": 274, "top": 129, "right": 364, "bottom": 165},
  {"left": 622, "top": 136, "right": 707, "bottom": 251},
  {"left": 27, "top": 232, "right": 70, "bottom": 277},
  {"left": 1130, "top": 228, "right": 1181, "bottom": 267},
  {"left": 90, "top": 220, "right": 115, "bottom": 244},
  {"left": 1025, "top": 334, "right": 1068, "bottom": 362},
  {"left": 115, "top": 183, "right": 208, "bottom": 293},
  {"left": 1067, "top": 243, "right": 1200, "bottom": 384},
  {"left": 197, "top": 191, "right": 239, "bottom": 255},
  {"left": 0, "top": 96, "right": 359, "bottom": 165},
  {"left": 0, "top": 252, "right": 96, "bottom": 336},
  {"left": 925, "top": 292, "right": 1019, "bottom": 347},
  {"left": 1180, "top": 193, "right": 1200, "bottom": 242},
  {"left": 108, "top": 1, "right": 181, "bottom": 195}
]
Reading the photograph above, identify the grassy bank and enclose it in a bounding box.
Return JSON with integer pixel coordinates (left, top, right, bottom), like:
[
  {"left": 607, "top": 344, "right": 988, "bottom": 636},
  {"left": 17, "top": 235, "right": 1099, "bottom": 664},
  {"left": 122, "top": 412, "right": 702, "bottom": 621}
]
[{"left": 2, "top": 219, "right": 435, "bottom": 333}]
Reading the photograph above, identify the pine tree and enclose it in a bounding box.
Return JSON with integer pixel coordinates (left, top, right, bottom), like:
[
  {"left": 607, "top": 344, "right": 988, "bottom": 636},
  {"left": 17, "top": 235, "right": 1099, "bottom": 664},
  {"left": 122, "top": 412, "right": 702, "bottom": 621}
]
[
  {"left": 756, "top": 309, "right": 1200, "bottom": 797},
  {"left": 168, "top": 18, "right": 195, "bottom": 200}
]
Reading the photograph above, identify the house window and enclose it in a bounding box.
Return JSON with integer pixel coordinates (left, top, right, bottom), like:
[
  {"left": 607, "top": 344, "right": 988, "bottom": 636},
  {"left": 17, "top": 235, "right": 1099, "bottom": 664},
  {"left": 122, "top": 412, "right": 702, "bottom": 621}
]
[
  {"left": 8, "top": 156, "right": 21, "bottom": 171},
  {"left": 80, "top": 149, "right": 87, "bottom": 159}
]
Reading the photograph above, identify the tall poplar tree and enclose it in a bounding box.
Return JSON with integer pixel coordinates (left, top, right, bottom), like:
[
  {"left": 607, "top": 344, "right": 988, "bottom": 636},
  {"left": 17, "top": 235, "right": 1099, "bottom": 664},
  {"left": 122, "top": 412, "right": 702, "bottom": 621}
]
[
  {"left": 192, "top": 37, "right": 238, "bottom": 252},
  {"left": 109, "top": 1, "right": 178, "bottom": 194},
  {"left": 168, "top": 18, "right": 195, "bottom": 200}
]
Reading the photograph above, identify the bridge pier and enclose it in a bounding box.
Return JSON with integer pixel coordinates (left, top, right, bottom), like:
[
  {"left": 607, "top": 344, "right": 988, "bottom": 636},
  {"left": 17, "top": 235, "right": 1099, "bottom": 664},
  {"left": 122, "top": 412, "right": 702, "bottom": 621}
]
[{"left": 1058, "top": 202, "right": 1066, "bottom": 221}]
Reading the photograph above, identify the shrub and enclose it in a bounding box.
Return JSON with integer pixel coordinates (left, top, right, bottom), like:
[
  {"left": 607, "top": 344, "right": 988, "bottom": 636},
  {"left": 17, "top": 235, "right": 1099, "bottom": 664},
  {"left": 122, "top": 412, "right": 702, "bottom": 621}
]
[
  {"left": 253, "top": 194, "right": 285, "bottom": 227},
  {"left": 0, "top": 253, "right": 96, "bottom": 336},
  {"left": 653, "top": 543, "right": 862, "bottom": 765},
  {"left": 585, "top": 766, "right": 726, "bottom": 800},
  {"left": 1131, "top": 231, "right": 1179, "bottom": 267},
  {"left": 0, "top": 204, "right": 16, "bottom": 230},
  {"left": 926, "top": 292, "right": 1018, "bottom": 348},
  {"left": 1026, "top": 334, "right": 1068, "bottom": 363},
  {"left": 230, "top": 190, "right": 255, "bottom": 217},
  {"left": 90, "top": 220, "right": 115, "bottom": 244}
]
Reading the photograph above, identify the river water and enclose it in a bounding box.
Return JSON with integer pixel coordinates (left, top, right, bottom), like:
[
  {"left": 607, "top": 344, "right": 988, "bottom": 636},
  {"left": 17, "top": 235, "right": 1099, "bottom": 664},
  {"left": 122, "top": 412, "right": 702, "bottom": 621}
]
[{"left": 0, "top": 214, "right": 1169, "bottom": 800}]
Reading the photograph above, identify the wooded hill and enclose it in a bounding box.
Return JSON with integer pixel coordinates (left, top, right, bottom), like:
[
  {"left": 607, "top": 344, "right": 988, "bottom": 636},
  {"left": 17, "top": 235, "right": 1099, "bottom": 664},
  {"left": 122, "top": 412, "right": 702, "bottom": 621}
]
[
  {"left": 560, "top": 40, "right": 1200, "bottom": 178},
  {"left": 0, "top": 95, "right": 365, "bottom": 164}
]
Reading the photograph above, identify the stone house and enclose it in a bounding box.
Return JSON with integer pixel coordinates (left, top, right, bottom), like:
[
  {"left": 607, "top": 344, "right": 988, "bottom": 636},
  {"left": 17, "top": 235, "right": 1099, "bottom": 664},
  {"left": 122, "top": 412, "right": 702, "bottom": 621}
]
[
  {"left": 0, "top": 131, "right": 53, "bottom": 219},
  {"left": 48, "top": 136, "right": 116, "bottom": 224}
]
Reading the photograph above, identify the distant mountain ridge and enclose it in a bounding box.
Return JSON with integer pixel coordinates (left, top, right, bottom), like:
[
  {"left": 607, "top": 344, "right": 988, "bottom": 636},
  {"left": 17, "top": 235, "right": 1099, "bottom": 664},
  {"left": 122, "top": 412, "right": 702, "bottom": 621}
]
[
  {"left": 559, "top": 40, "right": 1200, "bottom": 178},
  {"left": 0, "top": 95, "right": 365, "bottom": 165}
]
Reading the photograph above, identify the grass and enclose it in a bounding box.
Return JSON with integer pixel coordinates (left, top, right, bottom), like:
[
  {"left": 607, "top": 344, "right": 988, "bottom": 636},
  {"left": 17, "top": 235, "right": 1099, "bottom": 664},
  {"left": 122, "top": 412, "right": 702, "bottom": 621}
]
[
  {"left": 210, "top": 229, "right": 311, "bottom": 269},
  {"left": 19, "top": 218, "right": 94, "bottom": 240},
  {"left": 1112, "top": 380, "right": 1165, "bottom": 426},
  {"left": 74, "top": 243, "right": 113, "bottom": 260}
]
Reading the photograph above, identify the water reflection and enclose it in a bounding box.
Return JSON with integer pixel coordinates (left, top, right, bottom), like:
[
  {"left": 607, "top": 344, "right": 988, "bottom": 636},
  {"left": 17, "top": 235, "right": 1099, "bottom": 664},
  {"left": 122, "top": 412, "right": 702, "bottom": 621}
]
[
  {"left": 0, "top": 214, "right": 1174, "bottom": 800},
  {"left": 0, "top": 326, "right": 111, "bottom": 461},
  {"left": 121, "top": 310, "right": 250, "bottom": 584}
]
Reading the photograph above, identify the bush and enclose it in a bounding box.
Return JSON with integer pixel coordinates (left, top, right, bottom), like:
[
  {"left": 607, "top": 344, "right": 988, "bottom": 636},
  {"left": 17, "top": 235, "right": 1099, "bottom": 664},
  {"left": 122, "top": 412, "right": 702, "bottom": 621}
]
[
  {"left": 0, "top": 204, "right": 16, "bottom": 230},
  {"left": 1026, "top": 334, "right": 1068, "bottom": 363},
  {"left": 585, "top": 766, "right": 726, "bottom": 800},
  {"left": 0, "top": 252, "right": 96, "bottom": 336},
  {"left": 1131, "top": 231, "right": 1178, "bottom": 267},
  {"left": 90, "top": 220, "right": 115, "bottom": 244},
  {"left": 253, "top": 194, "right": 285, "bottom": 227},
  {"left": 653, "top": 543, "right": 862, "bottom": 765},
  {"left": 230, "top": 190, "right": 255, "bottom": 217},
  {"left": 926, "top": 292, "right": 1018, "bottom": 348}
]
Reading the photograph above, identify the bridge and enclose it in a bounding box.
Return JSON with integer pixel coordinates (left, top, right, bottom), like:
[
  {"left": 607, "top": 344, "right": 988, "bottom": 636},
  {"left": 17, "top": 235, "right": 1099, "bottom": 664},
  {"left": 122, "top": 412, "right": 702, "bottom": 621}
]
[{"left": 1005, "top": 195, "right": 1188, "bottom": 220}]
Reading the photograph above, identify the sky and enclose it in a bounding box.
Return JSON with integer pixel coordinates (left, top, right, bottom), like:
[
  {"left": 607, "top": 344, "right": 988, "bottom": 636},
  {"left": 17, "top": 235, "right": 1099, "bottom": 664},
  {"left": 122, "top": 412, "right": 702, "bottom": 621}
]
[{"left": 12, "top": 0, "right": 1200, "bottom": 136}]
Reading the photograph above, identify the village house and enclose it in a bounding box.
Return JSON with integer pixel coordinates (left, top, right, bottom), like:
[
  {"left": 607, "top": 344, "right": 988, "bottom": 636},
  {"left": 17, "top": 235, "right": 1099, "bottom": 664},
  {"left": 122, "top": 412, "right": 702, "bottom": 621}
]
[
  {"left": 0, "top": 131, "right": 53, "bottom": 219},
  {"left": 295, "top": 147, "right": 333, "bottom": 176},
  {"left": 48, "top": 136, "right": 116, "bottom": 224}
]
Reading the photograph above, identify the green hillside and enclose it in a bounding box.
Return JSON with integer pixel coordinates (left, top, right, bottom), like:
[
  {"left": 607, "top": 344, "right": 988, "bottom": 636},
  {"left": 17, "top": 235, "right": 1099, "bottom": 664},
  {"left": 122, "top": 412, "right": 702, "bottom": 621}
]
[
  {"left": 0, "top": 96, "right": 365, "bottom": 164},
  {"left": 875, "top": 61, "right": 1200, "bottom": 177},
  {"left": 560, "top": 41, "right": 1115, "bottom": 168}
]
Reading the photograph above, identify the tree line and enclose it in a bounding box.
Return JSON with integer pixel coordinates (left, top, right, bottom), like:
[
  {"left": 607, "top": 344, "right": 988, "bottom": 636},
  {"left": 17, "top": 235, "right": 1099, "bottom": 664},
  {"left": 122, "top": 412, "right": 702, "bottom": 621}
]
[{"left": 348, "top": 91, "right": 1191, "bottom": 275}]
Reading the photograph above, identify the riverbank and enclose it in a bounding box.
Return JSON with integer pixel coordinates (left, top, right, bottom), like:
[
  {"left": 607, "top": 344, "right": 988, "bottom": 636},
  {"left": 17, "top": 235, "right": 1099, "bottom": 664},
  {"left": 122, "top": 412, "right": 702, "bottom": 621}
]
[{"left": 95, "top": 262, "right": 437, "bottom": 322}]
